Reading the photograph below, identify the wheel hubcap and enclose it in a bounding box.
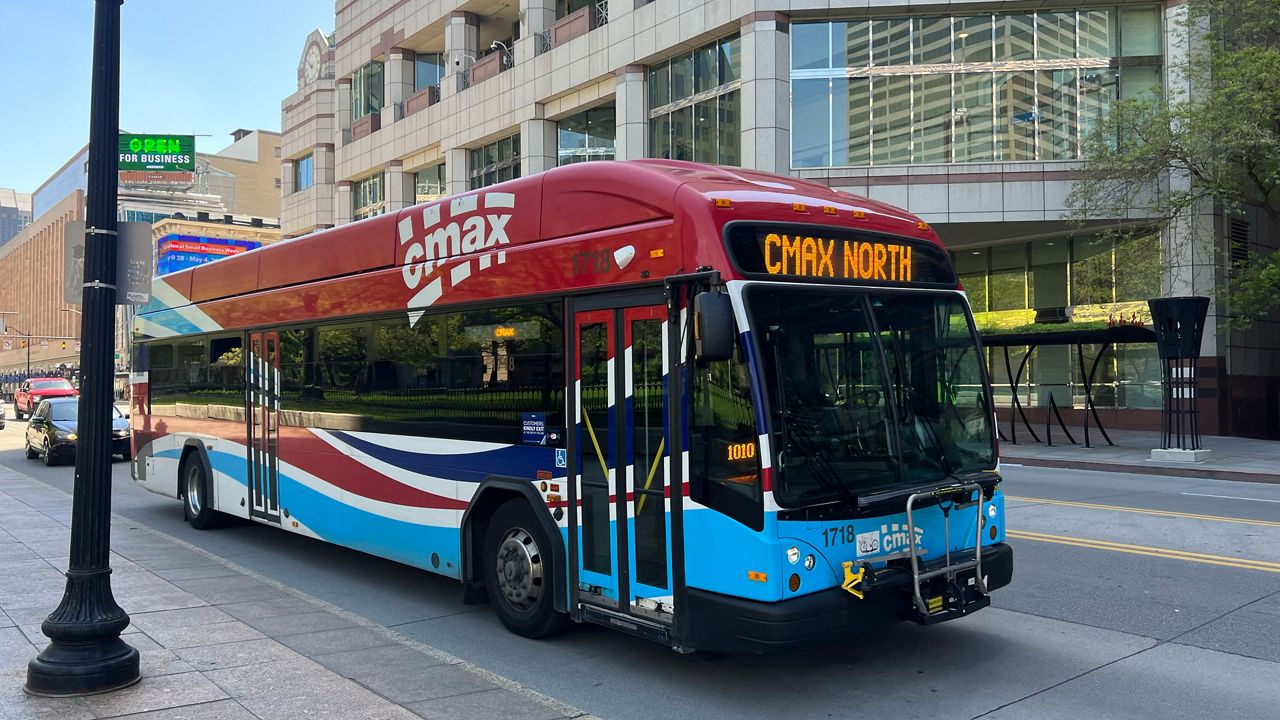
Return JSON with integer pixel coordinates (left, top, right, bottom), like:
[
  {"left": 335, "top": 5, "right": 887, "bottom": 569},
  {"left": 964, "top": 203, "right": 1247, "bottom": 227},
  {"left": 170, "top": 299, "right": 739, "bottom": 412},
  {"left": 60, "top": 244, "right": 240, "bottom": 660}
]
[
  {"left": 186, "top": 467, "right": 202, "bottom": 515},
  {"left": 495, "top": 527, "right": 542, "bottom": 612}
]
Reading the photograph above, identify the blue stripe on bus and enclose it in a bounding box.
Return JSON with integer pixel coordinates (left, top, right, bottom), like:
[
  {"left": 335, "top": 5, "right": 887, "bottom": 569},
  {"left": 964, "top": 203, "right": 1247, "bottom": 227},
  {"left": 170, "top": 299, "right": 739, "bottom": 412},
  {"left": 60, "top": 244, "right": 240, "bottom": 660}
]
[
  {"left": 327, "top": 431, "right": 565, "bottom": 483},
  {"left": 277, "top": 469, "right": 462, "bottom": 577},
  {"left": 144, "top": 309, "right": 206, "bottom": 336}
]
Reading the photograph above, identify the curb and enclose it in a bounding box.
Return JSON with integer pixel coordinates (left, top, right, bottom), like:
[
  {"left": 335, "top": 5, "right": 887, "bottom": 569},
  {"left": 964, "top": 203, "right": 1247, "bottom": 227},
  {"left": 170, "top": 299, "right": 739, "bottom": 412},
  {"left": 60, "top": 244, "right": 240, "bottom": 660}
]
[{"left": 1002, "top": 455, "right": 1280, "bottom": 484}]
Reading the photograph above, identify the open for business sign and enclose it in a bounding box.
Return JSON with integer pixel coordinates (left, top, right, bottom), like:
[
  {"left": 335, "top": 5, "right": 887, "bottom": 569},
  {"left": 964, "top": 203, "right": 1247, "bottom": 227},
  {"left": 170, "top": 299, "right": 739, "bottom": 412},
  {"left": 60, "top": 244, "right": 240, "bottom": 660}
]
[{"left": 118, "top": 134, "right": 195, "bottom": 172}]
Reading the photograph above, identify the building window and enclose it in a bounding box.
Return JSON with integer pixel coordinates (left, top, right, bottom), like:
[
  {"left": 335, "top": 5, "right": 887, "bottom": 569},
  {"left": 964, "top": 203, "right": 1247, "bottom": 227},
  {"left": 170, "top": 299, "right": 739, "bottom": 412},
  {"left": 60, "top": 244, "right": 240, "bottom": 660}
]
[
  {"left": 648, "top": 36, "right": 742, "bottom": 165},
  {"left": 414, "top": 52, "right": 445, "bottom": 92},
  {"left": 353, "top": 173, "right": 384, "bottom": 220},
  {"left": 124, "top": 210, "right": 171, "bottom": 224},
  {"left": 953, "top": 233, "right": 1162, "bottom": 409},
  {"left": 469, "top": 135, "right": 520, "bottom": 190},
  {"left": 791, "top": 7, "right": 1164, "bottom": 168},
  {"left": 415, "top": 164, "right": 446, "bottom": 202},
  {"left": 351, "top": 60, "right": 384, "bottom": 122},
  {"left": 558, "top": 106, "right": 615, "bottom": 165},
  {"left": 293, "top": 154, "right": 314, "bottom": 193}
]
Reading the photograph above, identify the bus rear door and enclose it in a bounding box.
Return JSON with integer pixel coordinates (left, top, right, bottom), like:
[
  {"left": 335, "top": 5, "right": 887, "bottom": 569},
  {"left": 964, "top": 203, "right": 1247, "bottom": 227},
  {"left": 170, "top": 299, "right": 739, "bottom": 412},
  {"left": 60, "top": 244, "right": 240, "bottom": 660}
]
[
  {"left": 571, "top": 292, "right": 676, "bottom": 631},
  {"left": 247, "top": 331, "right": 281, "bottom": 523}
]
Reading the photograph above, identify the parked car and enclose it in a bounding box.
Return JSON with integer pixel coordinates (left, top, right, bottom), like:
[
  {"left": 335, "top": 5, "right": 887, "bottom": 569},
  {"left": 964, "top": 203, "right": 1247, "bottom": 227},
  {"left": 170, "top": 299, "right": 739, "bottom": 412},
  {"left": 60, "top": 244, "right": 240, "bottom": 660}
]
[
  {"left": 14, "top": 377, "right": 79, "bottom": 420},
  {"left": 0, "top": 402, "right": 6, "bottom": 430},
  {"left": 24, "top": 397, "right": 131, "bottom": 466}
]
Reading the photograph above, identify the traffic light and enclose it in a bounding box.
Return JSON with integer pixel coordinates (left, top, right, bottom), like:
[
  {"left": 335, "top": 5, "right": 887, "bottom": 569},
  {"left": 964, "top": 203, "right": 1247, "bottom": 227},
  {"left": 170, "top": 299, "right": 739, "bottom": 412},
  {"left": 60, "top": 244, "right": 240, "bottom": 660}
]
[
  {"left": 20, "top": 339, "right": 26, "bottom": 349},
  {"left": 61, "top": 341, "right": 67, "bottom": 350}
]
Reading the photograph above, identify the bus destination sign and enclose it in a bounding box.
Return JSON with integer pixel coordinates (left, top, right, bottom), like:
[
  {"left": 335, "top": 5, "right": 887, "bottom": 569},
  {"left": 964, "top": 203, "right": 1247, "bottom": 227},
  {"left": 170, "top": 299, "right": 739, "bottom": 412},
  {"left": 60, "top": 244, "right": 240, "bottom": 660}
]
[
  {"left": 726, "top": 224, "right": 957, "bottom": 287},
  {"left": 762, "top": 233, "right": 914, "bottom": 282}
]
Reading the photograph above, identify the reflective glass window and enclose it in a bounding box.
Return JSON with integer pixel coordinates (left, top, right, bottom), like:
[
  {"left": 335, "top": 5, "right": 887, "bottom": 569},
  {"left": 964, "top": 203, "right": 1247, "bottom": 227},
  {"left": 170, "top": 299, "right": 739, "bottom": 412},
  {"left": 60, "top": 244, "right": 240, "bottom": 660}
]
[
  {"left": 413, "top": 52, "right": 445, "bottom": 92},
  {"left": 1039, "top": 70, "right": 1078, "bottom": 160},
  {"left": 717, "top": 91, "right": 740, "bottom": 166},
  {"left": 1039, "top": 12, "right": 1077, "bottom": 60},
  {"left": 558, "top": 106, "right": 616, "bottom": 165},
  {"left": 1121, "top": 7, "right": 1161, "bottom": 56},
  {"left": 955, "top": 16, "right": 993, "bottom": 63},
  {"left": 648, "top": 62, "right": 669, "bottom": 109},
  {"left": 913, "top": 74, "right": 951, "bottom": 163},
  {"left": 913, "top": 17, "right": 952, "bottom": 65},
  {"left": 414, "top": 164, "right": 445, "bottom": 202},
  {"left": 872, "top": 76, "right": 912, "bottom": 165},
  {"left": 954, "top": 73, "right": 995, "bottom": 162},
  {"left": 693, "top": 99, "right": 716, "bottom": 163},
  {"left": 694, "top": 44, "right": 717, "bottom": 94},
  {"left": 719, "top": 36, "right": 741, "bottom": 83},
  {"left": 792, "top": 23, "right": 830, "bottom": 70},
  {"left": 996, "top": 71, "right": 1038, "bottom": 161},
  {"left": 871, "top": 18, "right": 911, "bottom": 66},
  {"left": 996, "top": 14, "right": 1035, "bottom": 61},
  {"left": 1079, "top": 10, "right": 1117, "bottom": 57},
  {"left": 792, "top": 79, "right": 831, "bottom": 168}
]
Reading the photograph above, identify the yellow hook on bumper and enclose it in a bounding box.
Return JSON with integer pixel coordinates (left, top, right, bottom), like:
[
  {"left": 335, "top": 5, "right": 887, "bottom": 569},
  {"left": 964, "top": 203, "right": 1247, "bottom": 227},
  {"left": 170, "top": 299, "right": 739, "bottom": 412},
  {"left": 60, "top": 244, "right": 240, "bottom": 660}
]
[{"left": 841, "top": 561, "right": 865, "bottom": 600}]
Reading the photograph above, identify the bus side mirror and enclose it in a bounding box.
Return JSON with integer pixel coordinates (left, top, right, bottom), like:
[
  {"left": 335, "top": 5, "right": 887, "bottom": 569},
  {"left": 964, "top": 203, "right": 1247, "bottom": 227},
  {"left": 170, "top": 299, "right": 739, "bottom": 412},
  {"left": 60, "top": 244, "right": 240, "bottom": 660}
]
[{"left": 694, "top": 291, "right": 734, "bottom": 363}]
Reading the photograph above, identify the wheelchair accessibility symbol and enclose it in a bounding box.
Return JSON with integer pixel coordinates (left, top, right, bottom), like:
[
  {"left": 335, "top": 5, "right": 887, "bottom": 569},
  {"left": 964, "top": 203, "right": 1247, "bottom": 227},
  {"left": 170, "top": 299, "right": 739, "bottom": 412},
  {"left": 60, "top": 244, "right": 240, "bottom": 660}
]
[{"left": 555, "top": 449, "right": 567, "bottom": 468}]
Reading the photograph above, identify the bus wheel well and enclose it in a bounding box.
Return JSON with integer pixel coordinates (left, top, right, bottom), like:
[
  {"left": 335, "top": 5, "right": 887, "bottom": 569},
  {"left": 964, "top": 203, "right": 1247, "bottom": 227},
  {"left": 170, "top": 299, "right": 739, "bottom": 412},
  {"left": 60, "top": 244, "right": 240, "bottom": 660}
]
[
  {"left": 461, "top": 480, "right": 565, "bottom": 613},
  {"left": 177, "top": 442, "right": 211, "bottom": 499}
]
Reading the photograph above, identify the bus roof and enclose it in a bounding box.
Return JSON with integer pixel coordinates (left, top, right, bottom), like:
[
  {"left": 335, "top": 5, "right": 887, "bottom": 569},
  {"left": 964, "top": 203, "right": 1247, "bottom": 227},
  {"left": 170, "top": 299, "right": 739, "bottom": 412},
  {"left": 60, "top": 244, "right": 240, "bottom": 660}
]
[
  {"left": 154, "top": 160, "right": 932, "bottom": 307},
  {"left": 134, "top": 161, "right": 947, "bottom": 339}
]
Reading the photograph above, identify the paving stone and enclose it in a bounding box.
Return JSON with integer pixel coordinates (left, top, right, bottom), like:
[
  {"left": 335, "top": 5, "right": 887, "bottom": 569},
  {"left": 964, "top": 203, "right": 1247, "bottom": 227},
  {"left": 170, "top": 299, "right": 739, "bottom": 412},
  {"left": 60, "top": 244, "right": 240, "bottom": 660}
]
[
  {"left": 150, "top": 566, "right": 241, "bottom": 583},
  {"left": 313, "top": 643, "right": 448, "bottom": 679},
  {"left": 131, "top": 607, "right": 237, "bottom": 634},
  {"left": 71, "top": 672, "right": 227, "bottom": 718},
  {"left": 0, "top": 626, "right": 35, "bottom": 667},
  {"left": 274, "top": 626, "right": 396, "bottom": 657},
  {"left": 0, "top": 692, "right": 94, "bottom": 720},
  {"left": 173, "top": 639, "right": 300, "bottom": 671},
  {"left": 202, "top": 657, "right": 329, "bottom": 698},
  {"left": 173, "top": 577, "right": 289, "bottom": 605},
  {"left": 0, "top": 544, "right": 37, "bottom": 561},
  {"left": 141, "top": 621, "right": 266, "bottom": 651},
  {"left": 240, "top": 611, "right": 355, "bottom": 637},
  {"left": 216, "top": 597, "right": 321, "bottom": 622},
  {"left": 100, "top": 698, "right": 256, "bottom": 720},
  {"left": 353, "top": 661, "right": 497, "bottom": 705},
  {"left": 405, "top": 688, "right": 570, "bottom": 720},
  {"left": 131, "top": 552, "right": 222, "bottom": 572},
  {"left": 233, "top": 684, "right": 417, "bottom": 720}
]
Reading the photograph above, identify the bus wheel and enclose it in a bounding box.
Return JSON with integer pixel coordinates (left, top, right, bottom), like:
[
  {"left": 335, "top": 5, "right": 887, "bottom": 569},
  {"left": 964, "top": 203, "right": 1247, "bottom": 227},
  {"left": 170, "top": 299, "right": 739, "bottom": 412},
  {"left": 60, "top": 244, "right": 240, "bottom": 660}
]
[
  {"left": 482, "top": 500, "right": 567, "bottom": 639},
  {"left": 182, "top": 457, "right": 220, "bottom": 530}
]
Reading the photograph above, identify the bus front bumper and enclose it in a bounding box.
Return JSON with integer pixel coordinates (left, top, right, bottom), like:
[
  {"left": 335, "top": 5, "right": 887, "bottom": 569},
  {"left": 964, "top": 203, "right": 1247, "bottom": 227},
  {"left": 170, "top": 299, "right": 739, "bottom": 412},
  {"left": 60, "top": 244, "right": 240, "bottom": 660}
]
[{"left": 684, "top": 542, "right": 1012, "bottom": 654}]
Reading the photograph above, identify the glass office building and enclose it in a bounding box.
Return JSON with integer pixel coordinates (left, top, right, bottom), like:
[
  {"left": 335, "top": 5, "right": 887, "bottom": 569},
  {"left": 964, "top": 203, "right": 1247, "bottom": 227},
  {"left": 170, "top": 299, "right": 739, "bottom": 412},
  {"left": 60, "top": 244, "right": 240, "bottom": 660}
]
[{"left": 790, "top": 7, "right": 1163, "bottom": 168}]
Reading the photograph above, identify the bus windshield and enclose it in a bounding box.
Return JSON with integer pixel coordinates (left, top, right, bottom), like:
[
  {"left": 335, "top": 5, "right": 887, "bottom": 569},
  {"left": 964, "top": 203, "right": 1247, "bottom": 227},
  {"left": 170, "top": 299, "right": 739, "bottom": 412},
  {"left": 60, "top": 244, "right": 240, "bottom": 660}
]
[{"left": 746, "top": 285, "right": 995, "bottom": 506}]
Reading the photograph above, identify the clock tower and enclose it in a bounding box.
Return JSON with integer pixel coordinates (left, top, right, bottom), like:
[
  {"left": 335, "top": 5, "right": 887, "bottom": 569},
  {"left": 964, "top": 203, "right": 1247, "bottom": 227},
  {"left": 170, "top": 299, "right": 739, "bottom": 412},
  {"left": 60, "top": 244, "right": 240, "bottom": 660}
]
[{"left": 281, "top": 29, "right": 338, "bottom": 238}]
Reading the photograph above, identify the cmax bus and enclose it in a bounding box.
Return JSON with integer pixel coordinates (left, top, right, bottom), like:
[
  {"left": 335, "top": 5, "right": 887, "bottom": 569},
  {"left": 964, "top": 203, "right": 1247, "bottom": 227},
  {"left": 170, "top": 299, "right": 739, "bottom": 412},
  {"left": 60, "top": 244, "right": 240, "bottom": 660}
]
[{"left": 130, "top": 160, "right": 1011, "bottom": 653}]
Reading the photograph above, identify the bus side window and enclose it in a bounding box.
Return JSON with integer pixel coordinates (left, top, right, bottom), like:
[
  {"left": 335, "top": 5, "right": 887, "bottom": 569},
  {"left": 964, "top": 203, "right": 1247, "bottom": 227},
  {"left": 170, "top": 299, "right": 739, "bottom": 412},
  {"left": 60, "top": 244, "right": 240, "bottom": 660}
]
[{"left": 690, "top": 336, "right": 763, "bottom": 531}]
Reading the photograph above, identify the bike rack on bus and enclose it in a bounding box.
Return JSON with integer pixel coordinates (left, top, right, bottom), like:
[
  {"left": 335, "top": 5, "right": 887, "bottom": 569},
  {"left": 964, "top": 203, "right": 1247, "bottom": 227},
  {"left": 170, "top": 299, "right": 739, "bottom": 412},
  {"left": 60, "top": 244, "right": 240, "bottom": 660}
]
[{"left": 904, "top": 483, "right": 989, "bottom": 617}]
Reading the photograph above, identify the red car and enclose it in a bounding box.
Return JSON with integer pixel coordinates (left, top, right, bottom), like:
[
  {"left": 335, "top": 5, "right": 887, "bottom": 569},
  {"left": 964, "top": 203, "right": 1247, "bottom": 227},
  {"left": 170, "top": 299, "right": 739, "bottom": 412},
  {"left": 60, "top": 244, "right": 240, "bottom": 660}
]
[{"left": 14, "top": 377, "right": 79, "bottom": 420}]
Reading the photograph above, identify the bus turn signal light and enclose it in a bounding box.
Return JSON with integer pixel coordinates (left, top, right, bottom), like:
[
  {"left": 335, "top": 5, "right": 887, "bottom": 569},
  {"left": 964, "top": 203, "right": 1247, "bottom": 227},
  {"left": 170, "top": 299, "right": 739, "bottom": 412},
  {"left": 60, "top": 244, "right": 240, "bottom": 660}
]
[
  {"left": 791, "top": 203, "right": 808, "bottom": 212},
  {"left": 823, "top": 206, "right": 837, "bottom": 215},
  {"left": 714, "top": 198, "right": 732, "bottom": 208},
  {"left": 747, "top": 570, "right": 767, "bottom": 582}
]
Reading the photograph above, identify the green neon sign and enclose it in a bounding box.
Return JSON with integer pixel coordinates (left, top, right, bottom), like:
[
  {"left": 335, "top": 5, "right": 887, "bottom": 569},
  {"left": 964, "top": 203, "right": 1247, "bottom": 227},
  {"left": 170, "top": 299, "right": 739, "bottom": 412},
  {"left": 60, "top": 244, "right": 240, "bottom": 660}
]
[{"left": 117, "top": 134, "right": 195, "bottom": 172}]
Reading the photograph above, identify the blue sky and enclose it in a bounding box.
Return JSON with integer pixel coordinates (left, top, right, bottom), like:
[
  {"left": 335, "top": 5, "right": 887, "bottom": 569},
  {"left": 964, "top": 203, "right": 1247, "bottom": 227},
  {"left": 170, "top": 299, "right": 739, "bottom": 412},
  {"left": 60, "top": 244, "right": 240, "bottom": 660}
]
[{"left": 0, "top": 0, "right": 332, "bottom": 194}]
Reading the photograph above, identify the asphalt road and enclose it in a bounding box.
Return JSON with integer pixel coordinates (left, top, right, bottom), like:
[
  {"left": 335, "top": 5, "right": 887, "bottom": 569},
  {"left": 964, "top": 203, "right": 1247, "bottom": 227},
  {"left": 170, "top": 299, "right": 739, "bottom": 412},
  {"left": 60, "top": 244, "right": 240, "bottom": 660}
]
[{"left": 3, "top": 412, "right": 1278, "bottom": 719}]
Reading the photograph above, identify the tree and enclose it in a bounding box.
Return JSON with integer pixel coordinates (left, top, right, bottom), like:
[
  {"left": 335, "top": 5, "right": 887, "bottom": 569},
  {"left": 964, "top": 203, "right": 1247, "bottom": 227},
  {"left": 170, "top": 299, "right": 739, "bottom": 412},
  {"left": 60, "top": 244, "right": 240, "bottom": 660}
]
[{"left": 1066, "top": 0, "right": 1280, "bottom": 325}]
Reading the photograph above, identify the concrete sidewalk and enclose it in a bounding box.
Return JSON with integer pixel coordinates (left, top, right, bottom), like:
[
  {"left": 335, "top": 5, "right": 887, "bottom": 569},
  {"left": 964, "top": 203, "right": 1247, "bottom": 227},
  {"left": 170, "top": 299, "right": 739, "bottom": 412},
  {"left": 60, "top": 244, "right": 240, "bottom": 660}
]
[
  {"left": 0, "top": 468, "right": 593, "bottom": 720},
  {"left": 999, "top": 426, "right": 1280, "bottom": 482}
]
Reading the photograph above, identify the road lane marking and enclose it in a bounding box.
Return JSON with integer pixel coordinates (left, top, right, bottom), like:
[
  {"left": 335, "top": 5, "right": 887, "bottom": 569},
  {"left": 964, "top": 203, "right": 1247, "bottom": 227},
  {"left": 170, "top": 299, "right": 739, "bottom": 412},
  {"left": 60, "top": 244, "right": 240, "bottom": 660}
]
[
  {"left": 1006, "top": 495, "right": 1280, "bottom": 528},
  {"left": 1181, "top": 492, "right": 1280, "bottom": 505},
  {"left": 1006, "top": 529, "right": 1280, "bottom": 573}
]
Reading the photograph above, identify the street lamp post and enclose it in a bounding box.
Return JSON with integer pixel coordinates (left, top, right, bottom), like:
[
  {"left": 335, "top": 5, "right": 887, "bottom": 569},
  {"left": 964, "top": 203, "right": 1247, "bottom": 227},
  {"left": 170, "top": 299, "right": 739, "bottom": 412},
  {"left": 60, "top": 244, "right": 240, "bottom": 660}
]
[
  {"left": 26, "top": 0, "right": 140, "bottom": 696},
  {"left": 0, "top": 312, "right": 33, "bottom": 380}
]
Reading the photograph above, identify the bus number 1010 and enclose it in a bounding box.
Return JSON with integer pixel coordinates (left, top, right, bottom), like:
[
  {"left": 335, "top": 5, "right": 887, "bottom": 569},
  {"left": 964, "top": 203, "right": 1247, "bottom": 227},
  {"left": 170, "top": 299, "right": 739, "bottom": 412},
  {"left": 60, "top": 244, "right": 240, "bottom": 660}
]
[{"left": 726, "top": 442, "right": 757, "bottom": 461}]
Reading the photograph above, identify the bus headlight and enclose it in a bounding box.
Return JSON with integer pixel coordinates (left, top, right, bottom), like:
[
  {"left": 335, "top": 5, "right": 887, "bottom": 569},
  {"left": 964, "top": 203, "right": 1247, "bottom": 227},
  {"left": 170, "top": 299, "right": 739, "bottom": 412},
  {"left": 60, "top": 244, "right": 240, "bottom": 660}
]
[
  {"left": 988, "top": 504, "right": 997, "bottom": 519},
  {"left": 803, "top": 554, "right": 816, "bottom": 571},
  {"left": 786, "top": 547, "right": 800, "bottom": 564}
]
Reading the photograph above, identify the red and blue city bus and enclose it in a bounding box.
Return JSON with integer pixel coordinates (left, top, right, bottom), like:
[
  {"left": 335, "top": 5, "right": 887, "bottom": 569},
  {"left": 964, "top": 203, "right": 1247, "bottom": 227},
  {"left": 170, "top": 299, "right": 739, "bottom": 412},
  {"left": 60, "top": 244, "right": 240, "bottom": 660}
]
[{"left": 130, "top": 160, "right": 1011, "bottom": 652}]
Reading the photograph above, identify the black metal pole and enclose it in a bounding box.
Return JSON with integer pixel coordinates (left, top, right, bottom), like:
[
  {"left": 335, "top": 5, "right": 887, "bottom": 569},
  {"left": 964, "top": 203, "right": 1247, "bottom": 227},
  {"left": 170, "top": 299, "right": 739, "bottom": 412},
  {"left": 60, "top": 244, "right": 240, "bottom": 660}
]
[{"left": 26, "top": 0, "right": 139, "bottom": 697}]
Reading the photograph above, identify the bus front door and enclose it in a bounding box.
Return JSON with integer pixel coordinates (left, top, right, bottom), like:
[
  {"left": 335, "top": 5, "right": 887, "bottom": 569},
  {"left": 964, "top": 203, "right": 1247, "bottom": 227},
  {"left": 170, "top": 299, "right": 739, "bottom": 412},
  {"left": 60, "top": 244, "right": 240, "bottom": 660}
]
[
  {"left": 572, "top": 298, "right": 675, "bottom": 626},
  {"left": 247, "top": 331, "right": 281, "bottom": 523}
]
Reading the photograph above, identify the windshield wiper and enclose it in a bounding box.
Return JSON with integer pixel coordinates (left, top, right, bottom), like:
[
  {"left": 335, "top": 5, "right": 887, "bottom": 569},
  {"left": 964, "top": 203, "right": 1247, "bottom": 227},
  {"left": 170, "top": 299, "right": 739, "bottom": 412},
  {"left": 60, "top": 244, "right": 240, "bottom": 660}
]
[{"left": 781, "top": 410, "right": 858, "bottom": 505}]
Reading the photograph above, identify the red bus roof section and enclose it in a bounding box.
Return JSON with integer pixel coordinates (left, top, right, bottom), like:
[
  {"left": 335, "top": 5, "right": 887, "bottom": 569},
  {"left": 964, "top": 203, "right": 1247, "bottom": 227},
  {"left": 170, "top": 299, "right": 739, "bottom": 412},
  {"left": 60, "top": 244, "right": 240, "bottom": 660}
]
[{"left": 174, "top": 160, "right": 939, "bottom": 305}]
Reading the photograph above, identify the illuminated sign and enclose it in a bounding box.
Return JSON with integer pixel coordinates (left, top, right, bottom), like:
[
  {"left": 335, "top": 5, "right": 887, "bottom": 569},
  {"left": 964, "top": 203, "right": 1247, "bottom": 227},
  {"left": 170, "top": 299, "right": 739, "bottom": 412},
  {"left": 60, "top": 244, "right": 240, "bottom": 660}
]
[
  {"left": 118, "top": 134, "right": 196, "bottom": 172},
  {"left": 726, "top": 442, "right": 757, "bottom": 462},
  {"left": 463, "top": 322, "right": 540, "bottom": 342},
  {"left": 763, "top": 233, "right": 913, "bottom": 282},
  {"left": 726, "top": 224, "right": 957, "bottom": 287}
]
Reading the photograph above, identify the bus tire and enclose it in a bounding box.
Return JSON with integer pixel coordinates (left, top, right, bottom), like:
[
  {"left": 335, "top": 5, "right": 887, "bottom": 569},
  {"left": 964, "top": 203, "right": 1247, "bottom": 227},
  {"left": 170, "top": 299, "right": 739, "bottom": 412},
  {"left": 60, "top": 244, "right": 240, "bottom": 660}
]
[
  {"left": 182, "top": 454, "right": 220, "bottom": 530},
  {"left": 482, "top": 499, "right": 568, "bottom": 639}
]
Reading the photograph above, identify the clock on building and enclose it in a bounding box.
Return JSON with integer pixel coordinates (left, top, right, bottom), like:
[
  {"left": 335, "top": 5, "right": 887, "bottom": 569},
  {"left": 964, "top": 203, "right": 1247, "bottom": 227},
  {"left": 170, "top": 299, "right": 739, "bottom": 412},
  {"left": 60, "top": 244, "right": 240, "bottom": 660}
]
[{"left": 303, "top": 44, "right": 322, "bottom": 84}]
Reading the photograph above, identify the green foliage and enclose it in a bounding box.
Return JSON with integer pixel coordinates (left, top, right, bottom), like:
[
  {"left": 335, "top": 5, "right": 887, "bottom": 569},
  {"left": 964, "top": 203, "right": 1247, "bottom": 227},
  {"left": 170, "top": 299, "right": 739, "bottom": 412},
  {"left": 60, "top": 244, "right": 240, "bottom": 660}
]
[{"left": 1067, "top": 0, "right": 1280, "bottom": 325}]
